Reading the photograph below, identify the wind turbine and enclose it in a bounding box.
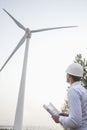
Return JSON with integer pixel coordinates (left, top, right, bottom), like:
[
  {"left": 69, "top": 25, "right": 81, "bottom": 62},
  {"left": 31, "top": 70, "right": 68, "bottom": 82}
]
[{"left": 0, "top": 9, "right": 77, "bottom": 130}]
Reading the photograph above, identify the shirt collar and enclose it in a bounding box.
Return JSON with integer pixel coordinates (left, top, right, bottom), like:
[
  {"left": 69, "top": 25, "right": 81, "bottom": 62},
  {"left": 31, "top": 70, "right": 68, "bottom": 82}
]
[{"left": 71, "top": 81, "right": 81, "bottom": 87}]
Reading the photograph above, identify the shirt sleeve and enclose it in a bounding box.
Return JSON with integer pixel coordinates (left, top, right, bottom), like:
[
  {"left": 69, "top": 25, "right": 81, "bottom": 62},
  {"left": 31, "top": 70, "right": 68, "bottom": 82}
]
[{"left": 59, "top": 88, "right": 82, "bottom": 129}]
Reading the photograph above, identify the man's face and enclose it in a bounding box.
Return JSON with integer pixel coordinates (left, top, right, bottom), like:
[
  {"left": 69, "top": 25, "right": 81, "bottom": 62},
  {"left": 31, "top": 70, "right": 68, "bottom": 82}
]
[{"left": 66, "top": 73, "right": 70, "bottom": 83}]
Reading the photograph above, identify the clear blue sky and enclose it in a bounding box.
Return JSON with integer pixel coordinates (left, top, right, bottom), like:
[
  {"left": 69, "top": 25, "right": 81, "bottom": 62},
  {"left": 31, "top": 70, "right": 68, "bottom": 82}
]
[{"left": 0, "top": 0, "right": 87, "bottom": 128}]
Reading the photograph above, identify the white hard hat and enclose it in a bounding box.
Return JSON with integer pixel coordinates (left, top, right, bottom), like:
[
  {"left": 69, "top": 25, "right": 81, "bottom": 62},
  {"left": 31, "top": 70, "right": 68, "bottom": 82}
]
[{"left": 66, "top": 63, "right": 83, "bottom": 77}]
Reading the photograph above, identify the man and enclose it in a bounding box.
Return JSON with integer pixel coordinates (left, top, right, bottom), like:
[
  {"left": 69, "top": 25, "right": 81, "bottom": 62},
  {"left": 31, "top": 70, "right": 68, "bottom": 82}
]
[{"left": 52, "top": 63, "right": 87, "bottom": 130}]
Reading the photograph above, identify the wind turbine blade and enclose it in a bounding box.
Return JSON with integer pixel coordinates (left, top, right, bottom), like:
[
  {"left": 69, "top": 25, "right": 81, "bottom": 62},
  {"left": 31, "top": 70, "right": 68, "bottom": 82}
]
[
  {"left": 31, "top": 26, "right": 78, "bottom": 33},
  {"left": 0, "top": 33, "right": 27, "bottom": 72},
  {"left": 3, "top": 9, "right": 26, "bottom": 31}
]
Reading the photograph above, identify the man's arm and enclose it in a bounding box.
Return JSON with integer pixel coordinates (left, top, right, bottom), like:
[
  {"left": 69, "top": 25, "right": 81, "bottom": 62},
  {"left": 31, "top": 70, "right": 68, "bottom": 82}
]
[{"left": 52, "top": 89, "right": 82, "bottom": 129}]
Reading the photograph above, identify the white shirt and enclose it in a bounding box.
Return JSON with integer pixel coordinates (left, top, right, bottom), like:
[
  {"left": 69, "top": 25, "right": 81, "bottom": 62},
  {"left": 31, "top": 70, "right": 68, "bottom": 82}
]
[{"left": 59, "top": 81, "right": 87, "bottom": 130}]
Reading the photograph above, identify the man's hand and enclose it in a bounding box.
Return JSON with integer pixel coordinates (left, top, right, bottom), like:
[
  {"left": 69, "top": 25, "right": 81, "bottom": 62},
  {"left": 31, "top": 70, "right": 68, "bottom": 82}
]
[
  {"left": 52, "top": 115, "right": 60, "bottom": 123},
  {"left": 59, "top": 113, "right": 69, "bottom": 117},
  {"left": 52, "top": 113, "right": 69, "bottom": 123}
]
